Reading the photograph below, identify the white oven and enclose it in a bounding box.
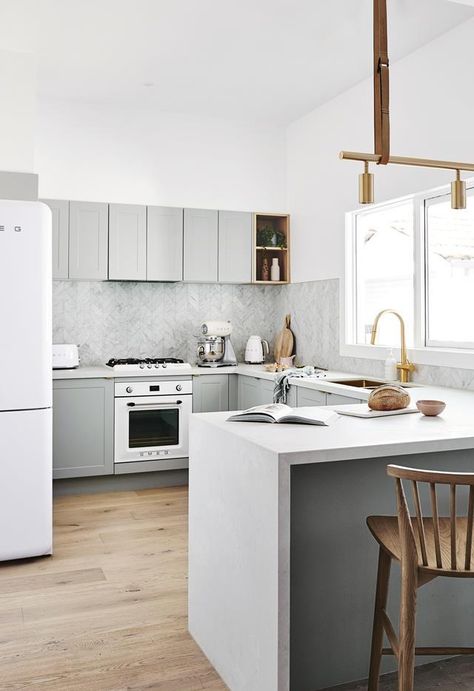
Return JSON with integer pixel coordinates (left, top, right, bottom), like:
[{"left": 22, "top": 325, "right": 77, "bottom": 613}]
[{"left": 114, "top": 379, "right": 192, "bottom": 465}]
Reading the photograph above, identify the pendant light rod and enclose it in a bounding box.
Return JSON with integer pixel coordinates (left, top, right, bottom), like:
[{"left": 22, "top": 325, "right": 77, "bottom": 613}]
[
  {"left": 373, "top": 0, "right": 390, "bottom": 164},
  {"left": 339, "top": 150, "right": 474, "bottom": 174}
]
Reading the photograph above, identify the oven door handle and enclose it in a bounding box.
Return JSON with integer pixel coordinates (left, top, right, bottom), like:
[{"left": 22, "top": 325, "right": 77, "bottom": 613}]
[{"left": 126, "top": 400, "right": 182, "bottom": 407}]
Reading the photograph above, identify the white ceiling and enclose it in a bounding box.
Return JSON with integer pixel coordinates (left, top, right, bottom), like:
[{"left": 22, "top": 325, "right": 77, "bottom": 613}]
[{"left": 0, "top": 0, "right": 472, "bottom": 124}]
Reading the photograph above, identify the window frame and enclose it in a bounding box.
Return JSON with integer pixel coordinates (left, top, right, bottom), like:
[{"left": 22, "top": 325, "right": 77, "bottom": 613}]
[{"left": 341, "top": 180, "right": 474, "bottom": 370}]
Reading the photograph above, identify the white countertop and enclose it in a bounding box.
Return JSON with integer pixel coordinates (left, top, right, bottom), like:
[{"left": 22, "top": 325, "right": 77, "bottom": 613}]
[
  {"left": 52, "top": 363, "right": 281, "bottom": 380},
  {"left": 53, "top": 365, "right": 113, "bottom": 379},
  {"left": 192, "top": 384, "right": 474, "bottom": 463}
]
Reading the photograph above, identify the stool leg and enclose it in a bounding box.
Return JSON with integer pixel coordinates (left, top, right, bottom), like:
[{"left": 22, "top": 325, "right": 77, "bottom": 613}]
[
  {"left": 368, "top": 547, "right": 391, "bottom": 691},
  {"left": 398, "top": 559, "right": 417, "bottom": 691}
]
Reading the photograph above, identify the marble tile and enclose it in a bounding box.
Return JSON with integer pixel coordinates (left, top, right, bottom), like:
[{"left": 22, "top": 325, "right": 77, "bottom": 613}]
[
  {"left": 53, "top": 280, "right": 285, "bottom": 366},
  {"left": 53, "top": 277, "right": 474, "bottom": 391},
  {"left": 285, "top": 279, "right": 474, "bottom": 391}
]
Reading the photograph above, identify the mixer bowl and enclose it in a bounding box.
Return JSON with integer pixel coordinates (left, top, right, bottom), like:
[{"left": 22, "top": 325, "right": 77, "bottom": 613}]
[{"left": 197, "top": 336, "right": 225, "bottom": 363}]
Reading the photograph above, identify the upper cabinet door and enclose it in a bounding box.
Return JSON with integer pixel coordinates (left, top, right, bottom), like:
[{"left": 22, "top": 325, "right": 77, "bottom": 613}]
[
  {"left": 109, "top": 204, "right": 147, "bottom": 281},
  {"left": 69, "top": 201, "right": 108, "bottom": 280},
  {"left": 42, "top": 199, "right": 69, "bottom": 279},
  {"left": 218, "top": 211, "right": 252, "bottom": 283},
  {"left": 147, "top": 206, "right": 183, "bottom": 281},
  {"left": 183, "top": 208, "right": 218, "bottom": 282}
]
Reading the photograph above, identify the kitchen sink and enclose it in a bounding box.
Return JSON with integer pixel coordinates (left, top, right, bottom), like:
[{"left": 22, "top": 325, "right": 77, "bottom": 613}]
[{"left": 328, "top": 378, "right": 419, "bottom": 389}]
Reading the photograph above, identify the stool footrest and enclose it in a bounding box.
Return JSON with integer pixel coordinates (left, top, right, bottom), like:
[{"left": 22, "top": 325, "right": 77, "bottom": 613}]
[{"left": 382, "top": 646, "right": 474, "bottom": 656}]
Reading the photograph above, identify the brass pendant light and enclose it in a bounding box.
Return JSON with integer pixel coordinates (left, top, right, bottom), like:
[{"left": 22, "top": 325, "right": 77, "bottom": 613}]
[{"left": 340, "top": 0, "right": 470, "bottom": 209}]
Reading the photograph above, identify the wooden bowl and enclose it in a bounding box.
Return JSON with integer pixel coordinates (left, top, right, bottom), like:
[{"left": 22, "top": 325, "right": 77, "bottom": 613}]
[{"left": 416, "top": 400, "right": 446, "bottom": 417}]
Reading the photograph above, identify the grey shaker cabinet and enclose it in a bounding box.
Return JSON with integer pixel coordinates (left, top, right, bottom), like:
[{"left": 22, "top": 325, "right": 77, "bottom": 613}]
[
  {"left": 147, "top": 206, "right": 183, "bottom": 281},
  {"left": 193, "top": 375, "right": 229, "bottom": 413},
  {"left": 326, "top": 392, "right": 363, "bottom": 406},
  {"left": 183, "top": 208, "right": 218, "bottom": 282},
  {"left": 42, "top": 199, "right": 69, "bottom": 279},
  {"left": 53, "top": 378, "right": 114, "bottom": 479},
  {"left": 69, "top": 201, "right": 109, "bottom": 280},
  {"left": 286, "top": 385, "right": 297, "bottom": 407},
  {"left": 218, "top": 211, "right": 252, "bottom": 283},
  {"left": 296, "top": 387, "right": 327, "bottom": 407},
  {"left": 259, "top": 378, "right": 275, "bottom": 405},
  {"left": 237, "top": 376, "right": 274, "bottom": 409},
  {"left": 109, "top": 203, "right": 147, "bottom": 280}
]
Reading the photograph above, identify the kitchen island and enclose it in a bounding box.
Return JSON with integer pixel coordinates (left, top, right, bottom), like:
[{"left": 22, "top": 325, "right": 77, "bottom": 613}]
[{"left": 188, "top": 386, "right": 474, "bottom": 691}]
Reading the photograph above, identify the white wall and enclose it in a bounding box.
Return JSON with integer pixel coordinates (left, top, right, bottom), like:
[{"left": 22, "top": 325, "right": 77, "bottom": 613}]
[
  {"left": 287, "top": 17, "right": 474, "bottom": 283},
  {"left": 35, "top": 99, "right": 286, "bottom": 211},
  {"left": 0, "top": 50, "right": 36, "bottom": 172}
]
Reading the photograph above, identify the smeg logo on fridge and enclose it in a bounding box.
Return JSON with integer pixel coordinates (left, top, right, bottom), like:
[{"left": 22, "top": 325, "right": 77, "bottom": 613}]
[{"left": 0, "top": 225, "right": 22, "bottom": 233}]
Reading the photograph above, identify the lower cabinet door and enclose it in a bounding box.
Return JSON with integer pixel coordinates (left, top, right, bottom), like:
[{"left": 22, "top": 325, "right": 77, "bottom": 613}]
[
  {"left": 258, "top": 378, "right": 275, "bottom": 405},
  {"left": 326, "top": 393, "right": 362, "bottom": 406},
  {"left": 193, "top": 375, "right": 229, "bottom": 413},
  {"left": 237, "top": 376, "right": 261, "bottom": 410},
  {"left": 53, "top": 379, "right": 114, "bottom": 479},
  {"left": 296, "top": 387, "right": 327, "bottom": 407},
  {"left": 237, "top": 376, "right": 275, "bottom": 409},
  {"left": 286, "top": 385, "right": 297, "bottom": 407}
]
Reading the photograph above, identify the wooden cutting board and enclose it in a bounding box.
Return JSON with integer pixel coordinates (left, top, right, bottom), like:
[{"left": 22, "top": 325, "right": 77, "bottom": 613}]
[{"left": 274, "top": 314, "right": 294, "bottom": 362}]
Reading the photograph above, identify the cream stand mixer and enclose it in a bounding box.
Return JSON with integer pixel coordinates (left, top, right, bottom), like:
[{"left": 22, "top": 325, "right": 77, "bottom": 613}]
[{"left": 197, "top": 321, "right": 237, "bottom": 367}]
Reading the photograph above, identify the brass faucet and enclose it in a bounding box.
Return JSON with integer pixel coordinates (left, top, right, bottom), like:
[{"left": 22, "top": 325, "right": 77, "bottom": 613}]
[{"left": 370, "top": 309, "right": 415, "bottom": 383}]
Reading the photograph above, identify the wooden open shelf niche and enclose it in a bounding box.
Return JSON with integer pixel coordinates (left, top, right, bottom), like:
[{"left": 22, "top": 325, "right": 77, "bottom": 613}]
[{"left": 252, "top": 213, "right": 290, "bottom": 284}]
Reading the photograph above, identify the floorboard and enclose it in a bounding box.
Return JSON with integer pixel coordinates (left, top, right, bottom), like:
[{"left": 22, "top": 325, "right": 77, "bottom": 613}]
[
  {"left": 0, "top": 486, "right": 227, "bottom": 691},
  {"left": 1, "top": 486, "right": 471, "bottom": 690}
]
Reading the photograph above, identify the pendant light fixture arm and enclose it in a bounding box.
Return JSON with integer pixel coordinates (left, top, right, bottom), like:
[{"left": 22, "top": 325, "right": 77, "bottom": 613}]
[
  {"left": 374, "top": 0, "right": 390, "bottom": 164},
  {"left": 339, "top": 0, "right": 471, "bottom": 209}
]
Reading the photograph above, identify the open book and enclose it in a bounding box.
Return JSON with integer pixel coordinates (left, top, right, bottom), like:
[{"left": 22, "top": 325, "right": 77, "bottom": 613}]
[{"left": 227, "top": 403, "right": 338, "bottom": 426}]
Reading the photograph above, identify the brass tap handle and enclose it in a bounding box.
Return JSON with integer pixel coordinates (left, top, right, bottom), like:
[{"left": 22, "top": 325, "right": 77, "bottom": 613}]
[{"left": 397, "top": 361, "right": 415, "bottom": 384}]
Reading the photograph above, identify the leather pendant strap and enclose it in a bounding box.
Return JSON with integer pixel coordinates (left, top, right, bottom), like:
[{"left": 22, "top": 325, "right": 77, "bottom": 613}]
[{"left": 374, "top": 0, "right": 390, "bottom": 164}]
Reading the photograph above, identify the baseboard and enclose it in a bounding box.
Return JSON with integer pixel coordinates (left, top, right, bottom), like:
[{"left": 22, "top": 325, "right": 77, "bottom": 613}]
[{"left": 53, "top": 469, "right": 188, "bottom": 496}]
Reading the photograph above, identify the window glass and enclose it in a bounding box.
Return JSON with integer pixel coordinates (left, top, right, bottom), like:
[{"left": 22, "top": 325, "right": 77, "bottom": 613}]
[
  {"left": 355, "top": 202, "right": 414, "bottom": 346},
  {"left": 426, "top": 192, "right": 474, "bottom": 348}
]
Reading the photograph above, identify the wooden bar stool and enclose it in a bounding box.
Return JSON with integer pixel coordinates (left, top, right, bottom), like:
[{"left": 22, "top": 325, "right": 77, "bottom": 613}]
[{"left": 367, "top": 464, "right": 474, "bottom": 691}]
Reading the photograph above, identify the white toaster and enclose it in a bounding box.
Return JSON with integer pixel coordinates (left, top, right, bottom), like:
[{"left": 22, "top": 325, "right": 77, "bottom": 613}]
[{"left": 52, "top": 344, "right": 80, "bottom": 369}]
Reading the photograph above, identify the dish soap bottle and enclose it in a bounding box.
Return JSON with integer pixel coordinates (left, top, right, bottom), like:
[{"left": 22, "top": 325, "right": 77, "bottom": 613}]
[
  {"left": 384, "top": 349, "right": 397, "bottom": 381},
  {"left": 271, "top": 257, "right": 280, "bottom": 282}
]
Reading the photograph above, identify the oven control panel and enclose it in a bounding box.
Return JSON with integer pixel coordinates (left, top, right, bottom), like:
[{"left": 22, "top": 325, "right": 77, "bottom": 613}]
[{"left": 115, "top": 379, "right": 192, "bottom": 397}]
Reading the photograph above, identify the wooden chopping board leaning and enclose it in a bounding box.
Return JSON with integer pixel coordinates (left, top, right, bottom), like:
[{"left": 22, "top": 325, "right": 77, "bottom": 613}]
[{"left": 274, "top": 314, "right": 295, "bottom": 365}]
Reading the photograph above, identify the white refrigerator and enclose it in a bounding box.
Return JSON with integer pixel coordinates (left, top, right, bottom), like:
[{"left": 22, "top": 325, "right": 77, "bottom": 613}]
[{"left": 0, "top": 200, "right": 52, "bottom": 560}]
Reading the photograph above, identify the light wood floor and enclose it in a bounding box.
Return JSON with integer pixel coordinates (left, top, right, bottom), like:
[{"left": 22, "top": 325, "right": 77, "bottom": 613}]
[{"left": 0, "top": 486, "right": 227, "bottom": 690}]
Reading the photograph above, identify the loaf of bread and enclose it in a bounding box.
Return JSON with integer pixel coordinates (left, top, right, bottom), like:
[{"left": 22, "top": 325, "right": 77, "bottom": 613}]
[{"left": 368, "top": 384, "right": 410, "bottom": 411}]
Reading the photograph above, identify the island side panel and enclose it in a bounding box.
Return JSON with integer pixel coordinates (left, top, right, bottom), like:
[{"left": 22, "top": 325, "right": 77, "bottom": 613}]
[
  {"left": 290, "top": 449, "right": 474, "bottom": 691},
  {"left": 188, "top": 415, "right": 284, "bottom": 691}
]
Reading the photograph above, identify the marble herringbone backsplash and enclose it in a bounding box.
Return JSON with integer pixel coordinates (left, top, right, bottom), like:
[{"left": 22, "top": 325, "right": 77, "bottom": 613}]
[
  {"left": 53, "top": 278, "right": 474, "bottom": 390},
  {"left": 53, "top": 280, "right": 285, "bottom": 366}
]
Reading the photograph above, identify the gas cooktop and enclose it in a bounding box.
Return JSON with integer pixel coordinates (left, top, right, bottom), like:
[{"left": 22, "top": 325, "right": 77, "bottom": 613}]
[{"left": 106, "top": 357, "right": 192, "bottom": 373}]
